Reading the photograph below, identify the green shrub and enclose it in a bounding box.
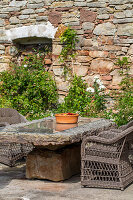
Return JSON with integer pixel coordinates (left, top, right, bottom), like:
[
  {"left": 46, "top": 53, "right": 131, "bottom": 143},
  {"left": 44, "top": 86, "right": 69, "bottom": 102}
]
[
  {"left": 57, "top": 75, "right": 107, "bottom": 117},
  {"left": 113, "top": 57, "right": 133, "bottom": 126},
  {"left": 0, "top": 54, "right": 58, "bottom": 120}
]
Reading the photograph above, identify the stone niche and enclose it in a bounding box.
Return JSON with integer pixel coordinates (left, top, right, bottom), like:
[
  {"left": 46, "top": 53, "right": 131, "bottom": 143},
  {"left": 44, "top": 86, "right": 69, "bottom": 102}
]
[{"left": 5, "top": 22, "right": 58, "bottom": 71}]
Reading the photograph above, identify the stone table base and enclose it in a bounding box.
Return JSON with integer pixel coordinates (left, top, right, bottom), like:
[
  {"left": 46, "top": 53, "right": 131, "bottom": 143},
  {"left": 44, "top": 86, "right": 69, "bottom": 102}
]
[{"left": 26, "top": 144, "right": 80, "bottom": 181}]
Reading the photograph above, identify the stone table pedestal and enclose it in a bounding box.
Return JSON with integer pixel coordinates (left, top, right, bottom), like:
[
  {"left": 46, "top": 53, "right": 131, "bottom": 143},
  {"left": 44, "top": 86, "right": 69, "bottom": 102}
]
[{"left": 26, "top": 144, "right": 80, "bottom": 181}]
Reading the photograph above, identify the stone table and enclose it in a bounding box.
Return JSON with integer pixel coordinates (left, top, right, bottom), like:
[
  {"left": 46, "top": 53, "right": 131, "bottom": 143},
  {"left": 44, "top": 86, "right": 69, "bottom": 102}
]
[{"left": 0, "top": 117, "right": 115, "bottom": 181}]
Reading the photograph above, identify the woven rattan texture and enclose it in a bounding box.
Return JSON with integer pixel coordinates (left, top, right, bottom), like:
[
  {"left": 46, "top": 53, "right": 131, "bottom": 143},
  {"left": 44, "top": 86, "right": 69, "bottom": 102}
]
[
  {"left": 0, "top": 142, "right": 33, "bottom": 167},
  {"left": 0, "top": 108, "right": 32, "bottom": 166},
  {"left": 81, "top": 120, "right": 133, "bottom": 190}
]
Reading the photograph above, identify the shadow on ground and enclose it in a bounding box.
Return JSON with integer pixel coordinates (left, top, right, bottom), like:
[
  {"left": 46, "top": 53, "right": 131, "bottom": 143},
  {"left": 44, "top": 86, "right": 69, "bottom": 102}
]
[
  {"left": 0, "top": 163, "right": 133, "bottom": 200},
  {"left": 0, "top": 163, "right": 26, "bottom": 190}
]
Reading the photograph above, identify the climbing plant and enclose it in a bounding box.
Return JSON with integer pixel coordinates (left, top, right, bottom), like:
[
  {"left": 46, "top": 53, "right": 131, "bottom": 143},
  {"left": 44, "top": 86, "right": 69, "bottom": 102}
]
[{"left": 59, "top": 26, "right": 79, "bottom": 77}]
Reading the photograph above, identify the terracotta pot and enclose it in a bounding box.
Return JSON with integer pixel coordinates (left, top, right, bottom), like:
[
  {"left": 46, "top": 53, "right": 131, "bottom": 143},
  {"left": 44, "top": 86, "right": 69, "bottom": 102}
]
[
  {"left": 55, "top": 123, "right": 78, "bottom": 131},
  {"left": 55, "top": 113, "right": 79, "bottom": 124}
]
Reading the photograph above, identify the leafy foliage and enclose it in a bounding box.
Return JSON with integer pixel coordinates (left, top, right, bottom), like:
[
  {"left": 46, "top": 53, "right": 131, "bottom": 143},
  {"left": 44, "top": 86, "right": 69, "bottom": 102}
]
[
  {"left": 59, "top": 26, "right": 79, "bottom": 77},
  {"left": 0, "top": 54, "right": 58, "bottom": 120},
  {"left": 57, "top": 75, "right": 107, "bottom": 117},
  {"left": 113, "top": 57, "right": 133, "bottom": 126}
]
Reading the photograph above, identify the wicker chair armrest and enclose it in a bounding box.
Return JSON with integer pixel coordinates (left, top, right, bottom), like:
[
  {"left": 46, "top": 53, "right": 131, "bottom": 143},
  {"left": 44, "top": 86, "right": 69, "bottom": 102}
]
[
  {"left": 83, "top": 126, "right": 133, "bottom": 145},
  {"left": 0, "top": 122, "right": 10, "bottom": 127}
]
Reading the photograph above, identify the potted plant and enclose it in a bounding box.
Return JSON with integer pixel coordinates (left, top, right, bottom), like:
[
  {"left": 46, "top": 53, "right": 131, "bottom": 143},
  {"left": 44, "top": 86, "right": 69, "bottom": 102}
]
[{"left": 55, "top": 113, "right": 79, "bottom": 124}]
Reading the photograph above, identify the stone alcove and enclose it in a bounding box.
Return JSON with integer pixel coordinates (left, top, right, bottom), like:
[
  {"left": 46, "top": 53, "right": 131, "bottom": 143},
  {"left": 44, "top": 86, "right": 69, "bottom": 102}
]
[{"left": 5, "top": 22, "right": 58, "bottom": 70}]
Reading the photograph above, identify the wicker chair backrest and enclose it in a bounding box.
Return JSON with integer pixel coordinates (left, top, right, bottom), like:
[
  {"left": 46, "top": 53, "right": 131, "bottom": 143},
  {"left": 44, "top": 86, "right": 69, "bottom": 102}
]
[
  {"left": 0, "top": 108, "right": 22, "bottom": 125},
  {"left": 84, "top": 126, "right": 133, "bottom": 145}
]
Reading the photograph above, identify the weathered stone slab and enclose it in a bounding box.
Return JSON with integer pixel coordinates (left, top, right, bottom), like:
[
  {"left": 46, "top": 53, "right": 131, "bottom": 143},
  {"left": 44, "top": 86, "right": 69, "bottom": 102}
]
[
  {"left": 117, "top": 23, "right": 133, "bottom": 36},
  {"left": 26, "top": 144, "right": 80, "bottom": 181},
  {"left": 93, "top": 22, "right": 116, "bottom": 36},
  {"left": 1, "top": 118, "right": 115, "bottom": 150},
  {"left": 5, "top": 22, "right": 57, "bottom": 42}
]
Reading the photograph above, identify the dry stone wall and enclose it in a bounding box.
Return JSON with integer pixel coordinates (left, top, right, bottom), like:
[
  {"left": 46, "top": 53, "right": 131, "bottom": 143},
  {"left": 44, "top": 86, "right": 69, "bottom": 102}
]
[{"left": 0, "top": 0, "right": 133, "bottom": 101}]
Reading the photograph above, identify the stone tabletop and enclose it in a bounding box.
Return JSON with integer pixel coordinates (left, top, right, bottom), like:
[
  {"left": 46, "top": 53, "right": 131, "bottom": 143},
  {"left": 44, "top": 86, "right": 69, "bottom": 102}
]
[{"left": 0, "top": 117, "right": 115, "bottom": 150}]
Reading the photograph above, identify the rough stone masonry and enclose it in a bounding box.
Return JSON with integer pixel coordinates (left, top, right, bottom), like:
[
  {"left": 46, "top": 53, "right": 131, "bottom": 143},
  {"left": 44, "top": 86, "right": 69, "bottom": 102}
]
[{"left": 0, "top": 0, "right": 133, "bottom": 101}]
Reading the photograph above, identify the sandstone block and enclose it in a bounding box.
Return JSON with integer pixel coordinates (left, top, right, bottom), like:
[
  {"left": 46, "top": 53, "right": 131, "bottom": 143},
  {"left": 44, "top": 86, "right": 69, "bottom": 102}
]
[
  {"left": 53, "top": 66, "right": 64, "bottom": 76},
  {"left": 83, "top": 39, "right": 98, "bottom": 47},
  {"left": 26, "top": 145, "right": 80, "bottom": 181},
  {"left": 27, "top": 3, "right": 44, "bottom": 9},
  {"left": 82, "top": 22, "right": 94, "bottom": 31},
  {"left": 117, "top": 23, "right": 133, "bottom": 36},
  {"left": 45, "top": 59, "right": 52, "bottom": 65},
  {"left": 9, "top": 0, "right": 27, "bottom": 7},
  {"left": 72, "top": 64, "right": 89, "bottom": 76},
  {"left": 0, "top": 63, "right": 9, "bottom": 72},
  {"left": 128, "top": 44, "right": 133, "bottom": 55},
  {"left": 0, "top": 45, "right": 5, "bottom": 50},
  {"left": 55, "top": 76, "right": 69, "bottom": 92},
  {"left": 114, "top": 12, "right": 125, "bottom": 19},
  {"left": 113, "top": 18, "right": 133, "bottom": 24},
  {"left": 101, "top": 75, "right": 112, "bottom": 81},
  {"left": 36, "top": 16, "right": 48, "bottom": 21},
  {"left": 89, "top": 51, "right": 108, "bottom": 58},
  {"left": 0, "top": 19, "right": 4, "bottom": 27},
  {"left": 97, "top": 14, "right": 109, "bottom": 19},
  {"left": 93, "top": 22, "right": 116, "bottom": 36},
  {"left": 90, "top": 59, "right": 114, "bottom": 74},
  {"left": 78, "top": 50, "right": 90, "bottom": 56},
  {"left": 74, "top": 2, "right": 87, "bottom": 7},
  {"left": 53, "top": 44, "right": 62, "bottom": 55},
  {"left": 51, "top": 2, "right": 73, "bottom": 8},
  {"left": 9, "top": 16, "right": 19, "bottom": 24},
  {"left": 77, "top": 55, "right": 92, "bottom": 63},
  {"left": 21, "top": 9, "right": 35, "bottom": 15},
  {"left": 87, "top": 2, "right": 106, "bottom": 8}
]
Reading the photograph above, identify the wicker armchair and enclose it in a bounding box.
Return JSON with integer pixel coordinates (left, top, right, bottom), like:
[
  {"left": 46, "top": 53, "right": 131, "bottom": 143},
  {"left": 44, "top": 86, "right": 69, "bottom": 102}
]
[
  {"left": 0, "top": 108, "right": 33, "bottom": 167},
  {"left": 81, "top": 121, "right": 133, "bottom": 190}
]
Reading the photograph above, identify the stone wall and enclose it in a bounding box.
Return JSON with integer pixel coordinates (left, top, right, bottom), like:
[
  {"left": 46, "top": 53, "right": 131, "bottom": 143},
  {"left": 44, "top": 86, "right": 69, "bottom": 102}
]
[{"left": 0, "top": 0, "right": 133, "bottom": 101}]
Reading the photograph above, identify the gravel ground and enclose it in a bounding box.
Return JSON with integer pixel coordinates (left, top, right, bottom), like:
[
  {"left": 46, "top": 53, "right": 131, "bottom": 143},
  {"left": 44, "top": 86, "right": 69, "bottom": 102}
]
[{"left": 0, "top": 163, "right": 133, "bottom": 200}]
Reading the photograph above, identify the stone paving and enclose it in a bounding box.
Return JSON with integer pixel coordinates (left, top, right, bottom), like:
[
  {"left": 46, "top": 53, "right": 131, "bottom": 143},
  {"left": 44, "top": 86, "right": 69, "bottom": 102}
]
[{"left": 0, "top": 163, "right": 133, "bottom": 200}]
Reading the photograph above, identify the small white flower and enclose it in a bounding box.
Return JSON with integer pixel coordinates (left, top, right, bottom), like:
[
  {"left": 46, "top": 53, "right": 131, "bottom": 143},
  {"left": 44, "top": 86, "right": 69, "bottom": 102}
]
[
  {"left": 99, "top": 85, "right": 106, "bottom": 90},
  {"left": 86, "top": 87, "right": 94, "bottom": 93},
  {"left": 96, "top": 79, "right": 102, "bottom": 85},
  {"left": 24, "top": 64, "right": 27, "bottom": 68},
  {"left": 94, "top": 75, "right": 99, "bottom": 80}
]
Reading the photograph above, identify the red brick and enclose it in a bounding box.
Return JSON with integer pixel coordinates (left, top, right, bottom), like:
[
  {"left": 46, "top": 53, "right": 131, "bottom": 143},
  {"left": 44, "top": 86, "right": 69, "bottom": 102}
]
[
  {"left": 48, "top": 11, "right": 61, "bottom": 26},
  {"left": 80, "top": 9, "right": 96, "bottom": 22}
]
